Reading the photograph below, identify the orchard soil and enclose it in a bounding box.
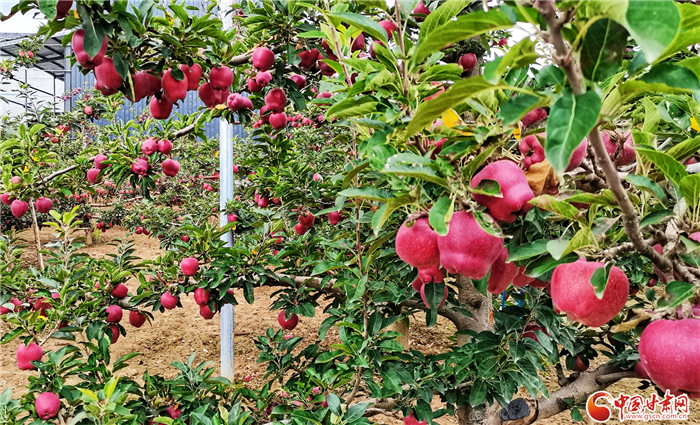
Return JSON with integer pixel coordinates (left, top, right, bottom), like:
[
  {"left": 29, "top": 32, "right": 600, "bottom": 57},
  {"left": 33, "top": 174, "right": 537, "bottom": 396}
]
[{"left": 2, "top": 227, "right": 698, "bottom": 425}]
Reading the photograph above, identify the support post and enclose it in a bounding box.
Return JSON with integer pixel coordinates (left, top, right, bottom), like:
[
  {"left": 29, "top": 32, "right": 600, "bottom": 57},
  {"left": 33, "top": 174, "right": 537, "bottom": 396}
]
[
  {"left": 64, "top": 45, "right": 72, "bottom": 112},
  {"left": 218, "top": 0, "right": 235, "bottom": 381}
]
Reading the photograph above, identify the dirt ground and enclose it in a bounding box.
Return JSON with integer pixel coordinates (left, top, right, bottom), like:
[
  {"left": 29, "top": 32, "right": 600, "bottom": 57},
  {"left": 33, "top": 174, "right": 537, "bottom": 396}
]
[{"left": 1, "top": 227, "right": 698, "bottom": 425}]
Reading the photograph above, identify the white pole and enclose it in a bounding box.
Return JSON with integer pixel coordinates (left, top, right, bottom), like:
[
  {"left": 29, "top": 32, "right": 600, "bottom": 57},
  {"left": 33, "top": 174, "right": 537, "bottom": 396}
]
[{"left": 218, "top": 0, "right": 235, "bottom": 381}]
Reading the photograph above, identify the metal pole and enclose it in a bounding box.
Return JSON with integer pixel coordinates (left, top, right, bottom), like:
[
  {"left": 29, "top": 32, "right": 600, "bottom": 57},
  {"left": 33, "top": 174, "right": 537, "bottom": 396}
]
[
  {"left": 218, "top": 0, "right": 235, "bottom": 381},
  {"left": 64, "top": 45, "right": 72, "bottom": 112}
]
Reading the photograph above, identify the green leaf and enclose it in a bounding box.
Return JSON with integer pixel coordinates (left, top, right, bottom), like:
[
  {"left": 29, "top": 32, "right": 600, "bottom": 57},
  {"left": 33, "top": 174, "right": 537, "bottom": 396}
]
[
  {"left": 536, "top": 65, "right": 565, "bottom": 86},
  {"left": 625, "top": 0, "right": 680, "bottom": 64},
  {"left": 372, "top": 43, "right": 400, "bottom": 76},
  {"left": 327, "top": 393, "right": 342, "bottom": 416},
  {"left": 639, "top": 209, "right": 675, "bottom": 228},
  {"left": 507, "top": 240, "right": 549, "bottom": 262},
  {"left": 405, "top": 77, "right": 507, "bottom": 138},
  {"left": 77, "top": 4, "right": 105, "bottom": 59},
  {"left": 112, "top": 52, "right": 129, "bottom": 81},
  {"left": 422, "top": 282, "right": 446, "bottom": 316},
  {"left": 0, "top": 327, "right": 23, "bottom": 344},
  {"left": 590, "top": 263, "right": 613, "bottom": 300},
  {"left": 667, "top": 136, "right": 700, "bottom": 162},
  {"left": 560, "top": 227, "right": 597, "bottom": 259},
  {"left": 170, "top": 4, "right": 189, "bottom": 22},
  {"left": 625, "top": 174, "right": 667, "bottom": 204},
  {"left": 642, "top": 97, "right": 660, "bottom": 133},
  {"left": 339, "top": 187, "right": 392, "bottom": 202},
  {"left": 344, "top": 403, "right": 368, "bottom": 422},
  {"left": 342, "top": 161, "right": 369, "bottom": 189},
  {"left": 382, "top": 164, "right": 447, "bottom": 187},
  {"left": 38, "top": 0, "right": 58, "bottom": 20},
  {"left": 473, "top": 210, "right": 505, "bottom": 238},
  {"left": 373, "top": 192, "right": 419, "bottom": 234},
  {"left": 311, "top": 261, "right": 345, "bottom": 276},
  {"left": 680, "top": 174, "right": 700, "bottom": 209},
  {"left": 483, "top": 38, "right": 539, "bottom": 84},
  {"left": 498, "top": 93, "right": 547, "bottom": 125},
  {"left": 326, "top": 96, "right": 377, "bottom": 118},
  {"left": 469, "top": 380, "right": 487, "bottom": 407},
  {"left": 329, "top": 12, "right": 388, "bottom": 43},
  {"left": 666, "top": 281, "right": 696, "bottom": 307},
  {"left": 546, "top": 239, "right": 569, "bottom": 261},
  {"left": 639, "top": 63, "right": 700, "bottom": 97},
  {"left": 635, "top": 147, "right": 688, "bottom": 187},
  {"left": 470, "top": 178, "right": 501, "bottom": 197},
  {"left": 413, "top": 8, "right": 514, "bottom": 65},
  {"left": 341, "top": 58, "right": 384, "bottom": 75},
  {"left": 545, "top": 88, "right": 601, "bottom": 174},
  {"left": 288, "top": 44, "right": 301, "bottom": 66},
  {"left": 656, "top": 3, "right": 700, "bottom": 64},
  {"left": 566, "top": 190, "right": 617, "bottom": 207},
  {"left": 530, "top": 195, "right": 583, "bottom": 222},
  {"left": 580, "top": 18, "right": 628, "bottom": 82},
  {"left": 420, "top": 0, "right": 469, "bottom": 38},
  {"left": 297, "top": 30, "right": 325, "bottom": 38},
  {"left": 365, "top": 69, "right": 397, "bottom": 92},
  {"left": 429, "top": 197, "right": 453, "bottom": 236}
]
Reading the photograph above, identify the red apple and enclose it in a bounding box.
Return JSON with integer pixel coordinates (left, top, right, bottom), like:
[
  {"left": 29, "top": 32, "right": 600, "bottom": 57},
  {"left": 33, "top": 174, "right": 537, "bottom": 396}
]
[
  {"left": 162, "top": 159, "right": 180, "bottom": 177},
  {"left": 150, "top": 95, "right": 173, "bottom": 120},
  {"left": 10, "top": 200, "right": 28, "bottom": 218},
  {"left": 252, "top": 47, "right": 275, "bottom": 71},
  {"left": 110, "top": 283, "right": 128, "bottom": 298},
  {"left": 638, "top": 319, "right": 700, "bottom": 398},
  {"left": 35, "top": 197, "right": 52, "bottom": 213},
  {"left": 471, "top": 160, "right": 534, "bottom": 223},
  {"left": 162, "top": 68, "right": 188, "bottom": 102},
  {"left": 94, "top": 58, "right": 123, "bottom": 90},
  {"left": 160, "top": 292, "right": 178, "bottom": 310},
  {"left": 17, "top": 342, "right": 43, "bottom": 370},
  {"left": 180, "top": 257, "right": 199, "bottom": 275},
  {"left": 550, "top": 258, "right": 629, "bottom": 327},
  {"left": 458, "top": 53, "right": 477, "bottom": 73},
  {"left": 35, "top": 392, "right": 60, "bottom": 420},
  {"left": 129, "top": 311, "right": 146, "bottom": 328},
  {"left": 210, "top": 66, "right": 233, "bottom": 90},
  {"left": 278, "top": 310, "right": 299, "bottom": 330},
  {"left": 395, "top": 217, "right": 440, "bottom": 270},
  {"left": 436, "top": 211, "right": 503, "bottom": 279},
  {"left": 105, "top": 305, "right": 123, "bottom": 323},
  {"left": 194, "top": 288, "right": 210, "bottom": 306}
]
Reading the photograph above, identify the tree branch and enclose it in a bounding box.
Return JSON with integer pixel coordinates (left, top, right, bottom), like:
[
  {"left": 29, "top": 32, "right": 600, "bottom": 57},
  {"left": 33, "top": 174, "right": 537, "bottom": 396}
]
[
  {"left": 38, "top": 123, "right": 199, "bottom": 188},
  {"left": 498, "top": 364, "right": 634, "bottom": 424},
  {"left": 536, "top": 0, "right": 673, "bottom": 274}
]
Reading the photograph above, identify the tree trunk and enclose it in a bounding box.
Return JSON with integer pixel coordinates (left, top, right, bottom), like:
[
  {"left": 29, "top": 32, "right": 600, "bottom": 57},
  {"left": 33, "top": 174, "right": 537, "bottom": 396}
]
[
  {"left": 455, "top": 276, "right": 499, "bottom": 425},
  {"left": 456, "top": 275, "right": 493, "bottom": 345},
  {"left": 387, "top": 317, "right": 410, "bottom": 350},
  {"left": 457, "top": 402, "right": 501, "bottom": 425}
]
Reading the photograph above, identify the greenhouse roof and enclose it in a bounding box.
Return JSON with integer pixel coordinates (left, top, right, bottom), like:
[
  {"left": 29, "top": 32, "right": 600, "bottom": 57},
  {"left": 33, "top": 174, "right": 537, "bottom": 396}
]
[{"left": 0, "top": 31, "right": 70, "bottom": 80}]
